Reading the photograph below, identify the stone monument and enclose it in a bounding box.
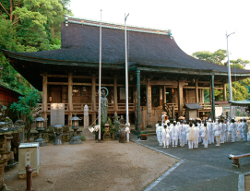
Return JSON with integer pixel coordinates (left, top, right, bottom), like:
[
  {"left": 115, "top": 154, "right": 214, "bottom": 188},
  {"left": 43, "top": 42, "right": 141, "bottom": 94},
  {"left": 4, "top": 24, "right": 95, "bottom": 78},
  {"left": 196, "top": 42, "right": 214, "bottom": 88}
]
[
  {"left": 84, "top": 105, "right": 89, "bottom": 128},
  {"left": 50, "top": 103, "right": 65, "bottom": 127},
  {"left": 101, "top": 89, "right": 108, "bottom": 124}
]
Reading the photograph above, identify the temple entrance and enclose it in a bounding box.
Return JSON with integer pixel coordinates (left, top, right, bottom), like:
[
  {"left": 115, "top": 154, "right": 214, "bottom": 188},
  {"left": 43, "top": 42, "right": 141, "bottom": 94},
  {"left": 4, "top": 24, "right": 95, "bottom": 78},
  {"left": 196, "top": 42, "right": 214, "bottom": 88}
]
[{"left": 49, "top": 86, "right": 62, "bottom": 103}]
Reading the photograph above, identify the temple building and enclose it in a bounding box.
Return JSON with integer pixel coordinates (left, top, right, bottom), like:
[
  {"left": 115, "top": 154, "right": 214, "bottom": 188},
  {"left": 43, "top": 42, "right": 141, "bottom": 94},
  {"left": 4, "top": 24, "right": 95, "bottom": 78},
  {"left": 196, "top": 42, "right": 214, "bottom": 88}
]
[{"left": 2, "top": 16, "right": 250, "bottom": 130}]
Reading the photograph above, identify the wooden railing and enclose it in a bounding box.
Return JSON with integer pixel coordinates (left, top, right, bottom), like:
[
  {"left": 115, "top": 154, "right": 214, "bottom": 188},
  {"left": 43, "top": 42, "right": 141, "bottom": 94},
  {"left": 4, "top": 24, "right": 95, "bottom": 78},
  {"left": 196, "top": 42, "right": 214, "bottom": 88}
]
[
  {"left": 200, "top": 103, "right": 211, "bottom": 109},
  {"left": 73, "top": 103, "right": 92, "bottom": 111},
  {"left": 38, "top": 102, "right": 135, "bottom": 113}
]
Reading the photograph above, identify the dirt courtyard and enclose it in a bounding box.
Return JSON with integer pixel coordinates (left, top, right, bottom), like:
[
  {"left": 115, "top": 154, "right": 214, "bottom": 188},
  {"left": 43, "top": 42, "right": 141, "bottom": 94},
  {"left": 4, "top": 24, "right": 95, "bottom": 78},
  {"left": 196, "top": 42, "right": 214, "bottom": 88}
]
[{"left": 4, "top": 141, "right": 178, "bottom": 191}]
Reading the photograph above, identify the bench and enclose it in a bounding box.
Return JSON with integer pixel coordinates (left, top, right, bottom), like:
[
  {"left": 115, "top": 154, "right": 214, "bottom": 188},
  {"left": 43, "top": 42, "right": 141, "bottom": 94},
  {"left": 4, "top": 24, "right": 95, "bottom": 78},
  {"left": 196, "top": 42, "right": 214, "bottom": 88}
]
[{"left": 228, "top": 153, "right": 250, "bottom": 167}]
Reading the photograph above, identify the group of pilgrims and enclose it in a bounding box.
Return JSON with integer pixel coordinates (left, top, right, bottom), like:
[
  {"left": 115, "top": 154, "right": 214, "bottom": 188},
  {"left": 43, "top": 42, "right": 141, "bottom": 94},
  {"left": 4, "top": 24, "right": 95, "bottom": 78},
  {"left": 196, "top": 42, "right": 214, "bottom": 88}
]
[{"left": 155, "top": 116, "right": 249, "bottom": 149}]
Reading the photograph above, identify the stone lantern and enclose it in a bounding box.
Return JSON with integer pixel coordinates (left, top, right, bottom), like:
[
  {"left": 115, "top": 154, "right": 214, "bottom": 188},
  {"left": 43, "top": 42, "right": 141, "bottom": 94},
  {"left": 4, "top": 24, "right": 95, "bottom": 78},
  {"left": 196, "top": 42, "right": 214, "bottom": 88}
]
[
  {"left": 69, "top": 114, "right": 82, "bottom": 144},
  {"left": 34, "top": 114, "right": 47, "bottom": 147}
]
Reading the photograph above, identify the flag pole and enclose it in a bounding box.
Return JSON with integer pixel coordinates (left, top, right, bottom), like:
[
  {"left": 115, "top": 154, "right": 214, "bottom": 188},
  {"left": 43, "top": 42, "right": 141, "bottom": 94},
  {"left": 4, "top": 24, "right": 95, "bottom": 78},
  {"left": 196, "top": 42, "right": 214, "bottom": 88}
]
[
  {"left": 98, "top": 10, "right": 102, "bottom": 141},
  {"left": 125, "top": 13, "right": 130, "bottom": 142}
]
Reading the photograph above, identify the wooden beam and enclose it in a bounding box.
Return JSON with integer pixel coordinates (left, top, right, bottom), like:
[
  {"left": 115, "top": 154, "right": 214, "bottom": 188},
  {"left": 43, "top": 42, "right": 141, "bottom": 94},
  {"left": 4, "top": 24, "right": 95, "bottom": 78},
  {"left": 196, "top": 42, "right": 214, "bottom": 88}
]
[
  {"left": 73, "top": 83, "right": 92, "bottom": 86},
  {"left": 47, "top": 82, "right": 68, "bottom": 85}
]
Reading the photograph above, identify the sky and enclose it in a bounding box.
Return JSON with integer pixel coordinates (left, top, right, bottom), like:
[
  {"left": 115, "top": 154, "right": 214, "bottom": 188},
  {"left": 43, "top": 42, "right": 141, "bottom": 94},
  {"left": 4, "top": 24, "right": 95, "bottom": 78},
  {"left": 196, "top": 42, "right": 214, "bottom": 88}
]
[{"left": 69, "top": 0, "right": 250, "bottom": 68}]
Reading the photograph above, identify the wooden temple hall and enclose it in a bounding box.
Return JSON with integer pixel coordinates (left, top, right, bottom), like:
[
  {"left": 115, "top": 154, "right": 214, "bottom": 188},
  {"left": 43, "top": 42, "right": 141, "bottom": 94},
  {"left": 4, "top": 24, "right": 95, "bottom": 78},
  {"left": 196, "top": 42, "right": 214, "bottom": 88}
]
[{"left": 2, "top": 16, "right": 250, "bottom": 130}]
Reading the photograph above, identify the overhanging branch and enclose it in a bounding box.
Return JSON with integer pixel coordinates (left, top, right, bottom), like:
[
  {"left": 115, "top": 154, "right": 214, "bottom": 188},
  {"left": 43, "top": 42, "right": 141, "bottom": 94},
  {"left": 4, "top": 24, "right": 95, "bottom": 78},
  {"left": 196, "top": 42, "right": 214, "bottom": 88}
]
[{"left": 0, "top": 2, "right": 10, "bottom": 16}]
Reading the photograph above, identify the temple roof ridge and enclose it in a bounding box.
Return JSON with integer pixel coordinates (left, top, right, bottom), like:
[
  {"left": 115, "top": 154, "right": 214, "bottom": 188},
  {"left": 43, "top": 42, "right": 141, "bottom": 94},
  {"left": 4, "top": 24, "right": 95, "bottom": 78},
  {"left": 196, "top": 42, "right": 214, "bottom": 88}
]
[{"left": 66, "top": 15, "right": 172, "bottom": 37}]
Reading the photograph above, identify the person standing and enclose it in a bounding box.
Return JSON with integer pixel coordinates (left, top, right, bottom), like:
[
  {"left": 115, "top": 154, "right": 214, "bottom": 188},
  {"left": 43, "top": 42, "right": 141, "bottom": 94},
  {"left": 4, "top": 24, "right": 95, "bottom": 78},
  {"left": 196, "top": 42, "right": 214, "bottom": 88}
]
[
  {"left": 193, "top": 123, "right": 200, "bottom": 148},
  {"left": 242, "top": 119, "right": 248, "bottom": 141},
  {"left": 162, "top": 125, "right": 167, "bottom": 148},
  {"left": 186, "top": 123, "right": 195, "bottom": 149},
  {"left": 164, "top": 124, "right": 171, "bottom": 148},
  {"left": 156, "top": 123, "right": 163, "bottom": 146},
  {"left": 229, "top": 119, "right": 237, "bottom": 142},
  {"left": 171, "top": 121, "right": 179, "bottom": 147},
  {"left": 208, "top": 119, "right": 214, "bottom": 144},
  {"left": 178, "top": 120, "right": 186, "bottom": 147},
  {"left": 238, "top": 119, "right": 243, "bottom": 140},
  {"left": 201, "top": 123, "right": 209, "bottom": 148},
  {"left": 213, "top": 121, "right": 221, "bottom": 146}
]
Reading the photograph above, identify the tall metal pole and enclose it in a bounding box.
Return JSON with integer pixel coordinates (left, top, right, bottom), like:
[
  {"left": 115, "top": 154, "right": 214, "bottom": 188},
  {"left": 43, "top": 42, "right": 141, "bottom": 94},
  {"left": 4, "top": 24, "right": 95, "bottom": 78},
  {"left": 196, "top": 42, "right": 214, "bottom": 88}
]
[
  {"left": 98, "top": 10, "right": 102, "bottom": 141},
  {"left": 125, "top": 13, "right": 130, "bottom": 142},
  {"left": 125, "top": 13, "right": 130, "bottom": 126},
  {"left": 226, "top": 31, "right": 235, "bottom": 119}
]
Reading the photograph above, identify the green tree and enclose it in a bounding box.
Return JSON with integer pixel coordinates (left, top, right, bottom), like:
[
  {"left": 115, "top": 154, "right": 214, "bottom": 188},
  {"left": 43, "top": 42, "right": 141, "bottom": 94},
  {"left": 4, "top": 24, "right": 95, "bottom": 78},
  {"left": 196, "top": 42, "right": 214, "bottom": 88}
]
[
  {"left": 193, "top": 49, "right": 250, "bottom": 101},
  {"left": 231, "top": 58, "right": 250, "bottom": 68},
  {"left": 10, "top": 88, "right": 41, "bottom": 140},
  {"left": 192, "top": 49, "right": 227, "bottom": 65},
  {"left": 0, "top": 0, "right": 72, "bottom": 94}
]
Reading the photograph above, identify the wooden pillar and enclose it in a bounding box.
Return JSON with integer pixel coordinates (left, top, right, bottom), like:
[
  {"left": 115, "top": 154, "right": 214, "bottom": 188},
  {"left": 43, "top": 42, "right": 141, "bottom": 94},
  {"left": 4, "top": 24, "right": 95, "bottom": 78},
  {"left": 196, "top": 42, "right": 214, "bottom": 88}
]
[
  {"left": 159, "top": 87, "right": 163, "bottom": 107},
  {"left": 223, "top": 83, "right": 227, "bottom": 101},
  {"left": 185, "top": 89, "right": 188, "bottom": 103},
  {"left": 209, "top": 82, "right": 212, "bottom": 106},
  {"left": 91, "top": 75, "right": 96, "bottom": 125},
  {"left": 178, "top": 80, "right": 184, "bottom": 117},
  {"left": 146, "top": 79, "right": 152, "bottom": 127},
  {"left": 114, "top": 76, "right": 118, "bottom": 112},
  {"left": 211, "top": 75, "right": 215, "bottom": 120},
  {"left": 202, "top": 89, "right": 204, "bottom": 103},
  {"left": 163, "top": 86, "right": 166, "bottom": 109},
  {"left": 68, "top": 73, "right": 73, "bottom": 126},
  {"left": 136, "top": 69, "right": 141, "bottom": 131},
  {"left": 195, "top": 79, "right": 199, "bottom": 103},
  {"left": 42, "top": 73, "right": 47, "bottom": 120}
]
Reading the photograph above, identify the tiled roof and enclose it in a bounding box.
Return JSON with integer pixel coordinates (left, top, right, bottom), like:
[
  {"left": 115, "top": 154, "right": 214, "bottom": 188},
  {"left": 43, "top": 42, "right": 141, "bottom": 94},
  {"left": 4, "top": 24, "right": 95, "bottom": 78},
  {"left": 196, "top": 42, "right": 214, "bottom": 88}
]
[{"left": 2, "top": 17, "right": 250, "bottom": 75}]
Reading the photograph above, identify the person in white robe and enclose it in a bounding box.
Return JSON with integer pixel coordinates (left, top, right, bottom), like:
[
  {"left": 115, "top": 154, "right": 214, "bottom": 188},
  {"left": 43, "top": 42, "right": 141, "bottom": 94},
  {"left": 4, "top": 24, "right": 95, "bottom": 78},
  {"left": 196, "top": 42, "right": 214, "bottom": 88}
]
[
  {"left": 213, "top": 121, "right": 221, "bottom": 146},
  {"left": 162, "top": 125, "right": 167, "bottom": 148},
  {"left": 178, "top": 120, "right": 186, "bottom": 147},
  {"left": 207, "top": 119, "right": 214, "bottom": 144},
  {"left": 238, "top": 119, "right": 243, "bottom": 140},
  {"left": 163, "top": 124, "right": 171, "bottom": 148},
  {"left": 225, "top": 119, "right": 230, "bottom": 142},
  {"left": 229, "top": 119, "right": 237, "bottom": 142},
  {"left": 242, "top": 119, "right": 248, "bottom": 141},
  {"left": 220, "top": 119, "right": 225, "bottom": 143},
  {"left": 186, "top": 123, "right": 195, "bottom": 149},
  {"left": 156, "top": 123, "right": 163, "bottom": 146},
  {"left": 197, "top": 120, "right": 202, "bottom": 143},
  {"left": 171, "top": 121, "right": 179, "bottom": 147},
  {"left": 193, "top": 123, "right": 200, "bottom": 148},
  {"left": 184, "top": 120, "right": 188, "bottom": 145},
  {"left": 167, "top": 122, "right": 172, "bottom": 147},
  {"left": 201, "top": 123, "right": 209, "bottom": 148}
]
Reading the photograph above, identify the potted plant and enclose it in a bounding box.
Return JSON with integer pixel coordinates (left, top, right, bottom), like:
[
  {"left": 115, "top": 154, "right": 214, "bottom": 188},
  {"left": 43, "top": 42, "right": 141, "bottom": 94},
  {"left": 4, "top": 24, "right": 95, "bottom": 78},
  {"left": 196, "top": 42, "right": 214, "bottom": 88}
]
[{"left": 140, "top": 131, "right": 148, "bottom": 140}]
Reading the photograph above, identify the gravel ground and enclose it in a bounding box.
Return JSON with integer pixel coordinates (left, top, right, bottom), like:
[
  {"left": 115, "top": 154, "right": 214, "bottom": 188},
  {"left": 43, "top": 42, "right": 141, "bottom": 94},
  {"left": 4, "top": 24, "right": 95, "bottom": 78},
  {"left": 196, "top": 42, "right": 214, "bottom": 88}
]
[{"left": 4, "top": 141, "right": 178, "bottom": 191}]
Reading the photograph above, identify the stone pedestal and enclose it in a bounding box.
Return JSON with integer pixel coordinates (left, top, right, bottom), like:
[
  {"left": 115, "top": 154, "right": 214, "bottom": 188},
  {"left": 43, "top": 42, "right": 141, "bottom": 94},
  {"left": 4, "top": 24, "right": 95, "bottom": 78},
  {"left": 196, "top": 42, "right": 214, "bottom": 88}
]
[
  {"left": 35, "top": 129, "right": 47, "bottom": 147},
  {"left": 69, "top": 136, "right": 82, "bottom": 144},
  {"left": 103, "top": 123, "right": 112, "bottom": 141},
  {"left": 54, "top": 133, "right": 63, "bottom": 145}
]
